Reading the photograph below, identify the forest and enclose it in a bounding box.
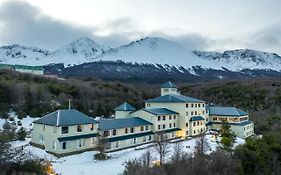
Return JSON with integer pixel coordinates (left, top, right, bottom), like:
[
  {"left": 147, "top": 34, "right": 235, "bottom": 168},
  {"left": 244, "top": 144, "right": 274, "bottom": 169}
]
[{"left": 0, "top": 70, "right": 281, "bottom": 174}]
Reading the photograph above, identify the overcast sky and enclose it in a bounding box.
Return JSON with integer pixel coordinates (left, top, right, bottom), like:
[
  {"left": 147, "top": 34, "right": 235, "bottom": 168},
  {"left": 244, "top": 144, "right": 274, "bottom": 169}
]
[{"left": 0, "top": 0, "right": 281, "bottom": 54}]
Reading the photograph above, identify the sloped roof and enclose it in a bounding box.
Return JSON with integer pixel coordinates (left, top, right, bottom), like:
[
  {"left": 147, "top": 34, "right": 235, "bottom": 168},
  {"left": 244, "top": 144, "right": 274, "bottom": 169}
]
[
  {"left": 106, "top": 131, "right": 154, "bottom": 142},
  {"left": 161, "top": 81, "right": 178, "bottom": 88},
  {"left": 208, "top": 106, "right": 248, "bottom": 116},
  {"left": 57, "top": 133, "right": 98, "bottom": 142},
  {"left": 143, "top": 108, "right": 178, "bottom": 115},
  {"left": 114, "top": 102, "right": 136, "bottom": 111},
  {"left": 189, "top": 116, "right": 205, "bottom": 121},
  {"left": 98, "top": 117, "right": 152, "bottom": 130},
  {"left": 33, "top": 109, "right": 97, "bottom": 126},
  {"left": 146, "top": 94, "right": 205, "bottom": 103}
]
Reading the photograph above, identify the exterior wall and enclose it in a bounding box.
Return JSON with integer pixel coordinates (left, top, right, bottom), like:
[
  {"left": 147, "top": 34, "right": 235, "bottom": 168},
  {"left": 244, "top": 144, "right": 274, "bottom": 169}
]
[
  {"left": 115, "top": 111, "right": 130, "bottom": 119},
  {"left": 208, "top": 114, "right": 254, "bottom": 138},
  {"left": 161, "top": 88, "right": 179, "bottom": 96},
  {"left": 15, "top": 68, "right": 44, "bottom": 75},
  {"left": 144, "top": 102, "right": 207, "bottom": 138},
  {"left": 189, "top": 120, "right": 206, "bottom": 136},
  {"left": 101, "top": 125, "right": 153, "bottom": 151},
  {"left": 231, "top": 123, "right": 254, "bottom": 138},
  {"left": 31, "top": 123, "right": 98, "bottom": 155}
]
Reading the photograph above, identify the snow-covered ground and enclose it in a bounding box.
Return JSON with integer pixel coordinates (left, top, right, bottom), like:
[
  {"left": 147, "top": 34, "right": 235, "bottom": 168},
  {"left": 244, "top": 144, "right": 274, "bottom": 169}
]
[
  {"left": 0, "top": 112, "right": 38, "bottom": 131},
  {"left": 11, "top": 134, "right": 244, "bottom": 175},
  {"left": 2, "top": 114, "right": 245, "bottom": 175}
]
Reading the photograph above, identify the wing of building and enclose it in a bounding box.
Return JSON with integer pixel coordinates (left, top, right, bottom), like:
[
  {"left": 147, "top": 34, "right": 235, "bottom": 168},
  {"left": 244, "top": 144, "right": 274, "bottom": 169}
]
[{"left": 31, "top": 81, "right": 255, "bottom": 157}]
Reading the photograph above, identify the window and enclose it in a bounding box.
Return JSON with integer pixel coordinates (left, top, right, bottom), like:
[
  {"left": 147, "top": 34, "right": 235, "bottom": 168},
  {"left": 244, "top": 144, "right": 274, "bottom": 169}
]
[
  {"left": 163, "top": 124, "right": 166, "bottom": 129},
  {"left": 193, "top": 122, "right": 196, "bottom": 126},
  {"left": 173, "top": 123, "right": 176, "bottom": 127},
  {"left": 191, "top": 111, "right": 194, "bottom": 115},
  {"left": 195, "top": 104, "right": 197, "bottom": 108},
  {"left": 125, "top": 128, "right": 128, "bottom": 134},
  {"left": 116, "top": 141, "right": 119, "bottom": 148},
  {"left": 158, "top": 116, "right": 161, "bottom": 121},
  {"left": 174, "top": 115, "right": 176, "bottom": 119},
  {"left": 164, "top": 88, "right": 169, "bottom": 92},
  {"left": 194, "top": 130, "right": 196, "bottom": 134},
  {"left": 191, "top": 103, "right": 194, "bottom": 107},
  {"left": 197, "top": 121, "right": 199, "bottom": 126},
  {"left": 158, "top": 125, "right": 161, "bottom": 130},
  {"left": 52, "top": 141, "right": 57, "bottom": 150},
  {"left": 91, "top": 138, "right": 96, "bottom": 145},
  {"left": 77, "top": 139, "right": 85, "bottom": 148},
  {"left": 169, "top": 115, "right": 172, "bottom": 120},
  {"left": 195, "top": 111, "right": 198, "bottom": 115},
  {"left": 143, "top": 136, "right": 146, "bottom": 142},
  {"left": 133, "top": 138, "right": 137, "bottom": 144},
  {"left": 112, "top": 129, "right": 117, "bottom": 136},
  {"left": 140, "top": 126, "right": 144, "bottom": 131},
  {"left": 90, "top": 124, "right": 94, "bottom": 131},
  {"left": 186, "top": 131, "right": 189, "bottom": 135},
  {"left": 43, "top": 125, "right": 46, "bottom": 131},
  {"left": 104, "top": 131, "right": 110, "bottom": 137},
  {"left": 62, "top": 142, "right": 66, "bottom": 149},
  {"left": 39, "top": 134, "right": 44, "bottom": 143},
  {"left": 186, "top": 103, "right": 189, "bottom": 108},
  {"left": 61, "top": 127, "right": 69, "bottom": 134},
  {"left": 202, "top": 104, "right": 205, "bottom": 107},
  {"left": 163, "top": 116, "right": 166, "bottom": 121},
  {"left": 169, "top": 123, "right": 172, "bottom": 128},
  {"left": 213, "top": 117, "right": 217, "bottom": 121},
  {"left": 53, "top": 127, "right": 57, "bottom": 134},
  {"left": 203, "top": 111, "right": 205, "bottom": 114},
  {"left": 130, "top": 127, "right": 134, "bottom": 133},
  {"left": 186, "top": 123, "right": 188, "bottom": 127},
  {"left": 145, "top": 125, "right": 149, "bottom": 131},
  {"left": 148, "top": 135, "right": 152, "bottom": 141},
  {"left": 172, "top": 132, "right": 175, "bottom": 137},
  {"left": 147, "top": 103, "right": 151, "bottom": 107},
  {"left": 198, "top": 104, "right": 201, "bottom": 107},
  {"left": 186, "top": 112, "right": 188, "bottom": 116},
  {"left": 76, "top": 125, "right": 83, "bottom": 132}
]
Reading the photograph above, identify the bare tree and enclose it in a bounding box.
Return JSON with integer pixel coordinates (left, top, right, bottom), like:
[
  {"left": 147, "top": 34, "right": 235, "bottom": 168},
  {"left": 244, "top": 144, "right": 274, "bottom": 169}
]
[
  {"left": 194, "top": 135, "right": 209, "bottom": 157},
  {"left": 171, "top": 141, "right": 183, "bottom": 163},
  {"left": 154, "top": 132, "right": 169, "bottom": 165},
  {"left": 94, "top": 132, "right": 108, "bottom": 160}
]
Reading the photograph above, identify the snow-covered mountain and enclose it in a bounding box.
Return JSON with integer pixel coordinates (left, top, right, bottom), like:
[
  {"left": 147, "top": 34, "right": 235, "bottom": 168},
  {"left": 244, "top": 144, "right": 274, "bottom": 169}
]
[
  {"left": 0, "top": 44, "right": 50, "bottom": 65},
  {"left": 49, "top": 37, "right": 107, "bottom": 66},
  {"left": 0, "top": 37, "right": 108, "bottom": 66},
  {"left": 193, "top": 49, "right": 281, "bottom": 71},
  {"left": 95, "top": 37, "right": 221, "bottom": 70},
  {"left": 0, "top": 37, "right": 281, "bottom": 72}
]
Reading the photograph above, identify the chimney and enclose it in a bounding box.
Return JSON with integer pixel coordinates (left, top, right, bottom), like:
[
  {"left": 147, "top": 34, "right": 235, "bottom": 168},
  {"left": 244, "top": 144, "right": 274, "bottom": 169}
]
[{"left": 68, "top": 99, "right": 72, "bottom": 110}]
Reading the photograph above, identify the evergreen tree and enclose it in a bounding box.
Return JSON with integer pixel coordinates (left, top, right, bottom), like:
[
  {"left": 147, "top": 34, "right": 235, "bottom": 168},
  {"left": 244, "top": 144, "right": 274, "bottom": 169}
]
[{"left": 17, "top": 127, "right": 27, "bottom": 141}]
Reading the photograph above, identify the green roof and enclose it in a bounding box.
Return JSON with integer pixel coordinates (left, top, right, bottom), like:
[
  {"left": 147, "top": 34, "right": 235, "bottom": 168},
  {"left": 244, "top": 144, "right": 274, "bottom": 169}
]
[
  {"left": 156, "top": 128, "right": 181, "bottom": 134},
  {"left": 57, "top": 133, "right": 98, "bottom": 142},
  {"left": 189, "top": 116, "right": 205, "bottom": 121},
  {"left": 161, "top": 81, "right": 178, "bottom": 88},
  {"left": 34, "top": 109, "right": 97, "bottom": 126},
  {"left": 208, "top": 106, "right": 248, "bottom": 116},
  {"left": 106, "top": 131, "right": 154, "bottom": 142},
  {"left": 98, "top": 117, "right": 152, "bottom": 130},
  {"left": 143, "top": 108, "right": 178, "bottom": 115},
  {"left": 0, "top": 63, "right": 44, "bottom": 71},
  {"left": 114, "top": 102, "right": 136, "bottom": 111},
  {"left": 146, "top": 94, "right": 205, "bottom": 103}
]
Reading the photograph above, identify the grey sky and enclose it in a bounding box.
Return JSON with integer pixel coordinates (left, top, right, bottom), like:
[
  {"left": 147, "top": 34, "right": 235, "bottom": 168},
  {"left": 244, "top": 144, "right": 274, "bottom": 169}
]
[{"left": 0, "top": 0, "right": 281, "bottom": 54}]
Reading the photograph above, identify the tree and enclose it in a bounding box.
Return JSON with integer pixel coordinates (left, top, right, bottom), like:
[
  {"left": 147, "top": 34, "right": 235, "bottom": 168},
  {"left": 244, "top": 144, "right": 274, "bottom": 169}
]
[
  {"left": 220, "top": 122, "right": 235, "bottom": 149},
  {"left": 194, "top": 135, "right": 209, "bottom": 157},
  {"left": 94, "top": 133, "right": 108, "bottom": 160},
  {"left": 2, "top": 121, "right": 16, "bottom": 142},
  {"left": 154, "top": 132, "right": 169, "bottom": 165},
  {"left": 17, "top": 127, "right": 27, "bottom": 141}
]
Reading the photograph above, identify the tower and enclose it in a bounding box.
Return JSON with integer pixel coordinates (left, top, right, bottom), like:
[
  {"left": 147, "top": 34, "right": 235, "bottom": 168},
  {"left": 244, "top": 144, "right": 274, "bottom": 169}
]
[
  {"left": 160, "top": 81, "right": 179, "bottom": 96},
  {"left": 114, "top": 102, "right": 136, "bottom": 119}
]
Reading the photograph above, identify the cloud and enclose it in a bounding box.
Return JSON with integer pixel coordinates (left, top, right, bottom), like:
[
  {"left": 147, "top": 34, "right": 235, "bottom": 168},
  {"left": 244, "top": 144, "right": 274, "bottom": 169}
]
[{"left": 0, "top": 0, "right": 136, "bottom": 50}]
